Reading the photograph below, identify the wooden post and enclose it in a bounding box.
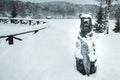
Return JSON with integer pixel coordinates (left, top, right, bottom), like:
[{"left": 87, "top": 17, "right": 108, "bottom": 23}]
[{"left": 6, "top": 36, "right": 14, "bottom": 45}]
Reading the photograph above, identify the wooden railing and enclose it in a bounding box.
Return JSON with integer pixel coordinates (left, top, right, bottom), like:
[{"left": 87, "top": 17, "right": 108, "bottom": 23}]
[
  {"left": 0, "top": 17, "right": 47, "bottom": 45},
  {"left": 0, "top": 27, "right": 47, "bottom": 45}
]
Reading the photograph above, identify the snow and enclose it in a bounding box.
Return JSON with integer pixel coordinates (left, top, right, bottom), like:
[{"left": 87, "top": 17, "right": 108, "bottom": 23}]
[
  {"left": 0, "top": 19, "right": 120, "bottom": 80},
  {"left": 21, "top": 0, "right": 99, "bottom": 5},
  {"left": 80, "top": 13, "right": 92, "bottom": 18},
  {"left": 0, "top": 23, "right": 47, "bottom": 37}
]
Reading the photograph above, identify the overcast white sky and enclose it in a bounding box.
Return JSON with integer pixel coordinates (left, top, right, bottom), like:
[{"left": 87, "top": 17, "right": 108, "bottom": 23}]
[{"left": 21, "top": 0, "right": 99, "bottom": 4}]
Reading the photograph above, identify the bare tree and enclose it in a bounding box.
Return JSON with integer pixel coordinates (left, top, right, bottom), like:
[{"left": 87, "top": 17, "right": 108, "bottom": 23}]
[{"left": 104, "top": 0, "right": 113, "bottom": 34}]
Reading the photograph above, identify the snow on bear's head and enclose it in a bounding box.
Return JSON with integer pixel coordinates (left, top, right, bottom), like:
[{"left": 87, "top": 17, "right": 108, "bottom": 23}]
[{"left": 79, "top": 13, "right": 92, "bottom": 18}]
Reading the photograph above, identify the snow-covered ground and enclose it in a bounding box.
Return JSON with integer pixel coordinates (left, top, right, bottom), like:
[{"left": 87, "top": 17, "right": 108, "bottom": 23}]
[{"left": 0, "top": 19, "right": 120, "bottom": 80}]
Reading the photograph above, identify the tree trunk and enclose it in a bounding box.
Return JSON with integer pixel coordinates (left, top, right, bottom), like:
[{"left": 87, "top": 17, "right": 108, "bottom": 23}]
[{"left": 104, "top": 0, "right": 113, "bottom": 34}]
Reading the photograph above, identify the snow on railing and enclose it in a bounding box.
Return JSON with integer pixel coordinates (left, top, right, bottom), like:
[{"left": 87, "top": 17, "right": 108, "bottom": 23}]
[{"left": 0, "top": 17, "right": 46, "bottom": 25}]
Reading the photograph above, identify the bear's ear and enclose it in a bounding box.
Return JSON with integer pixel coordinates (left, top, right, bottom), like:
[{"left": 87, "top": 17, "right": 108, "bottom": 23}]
[{"left": 79, "top": 14, "right": 82, "bottom": 18}]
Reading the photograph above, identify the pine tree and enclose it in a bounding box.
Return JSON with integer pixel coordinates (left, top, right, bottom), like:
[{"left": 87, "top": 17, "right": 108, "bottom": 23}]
[
  {"left": 94, "top": 5, "right": 105, "bottom": 33},
  {"left": 113, "top": 8, "right": 120, "bottom": 33},
  {"left": 95, "top": 0, "right": 118, "bottom": 34},
  {"left": 11, "top": 0, "right": 18, "bottom": 18},
  {"left": 11, "top": 5, "right": 17, "bottom": 18},
  {"left": 113, "top": 21, "right": 120, "bottom": 32}
]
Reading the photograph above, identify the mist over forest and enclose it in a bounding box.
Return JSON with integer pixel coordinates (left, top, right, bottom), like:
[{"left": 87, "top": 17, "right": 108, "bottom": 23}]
[{"left": 0, "top": 0, "right": 119, "bottom": 19}]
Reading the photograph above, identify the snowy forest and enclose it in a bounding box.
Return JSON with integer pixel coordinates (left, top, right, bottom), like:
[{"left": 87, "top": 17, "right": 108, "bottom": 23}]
[{"left": 0, "top": 0, "right": 119, "bottom": 19}]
